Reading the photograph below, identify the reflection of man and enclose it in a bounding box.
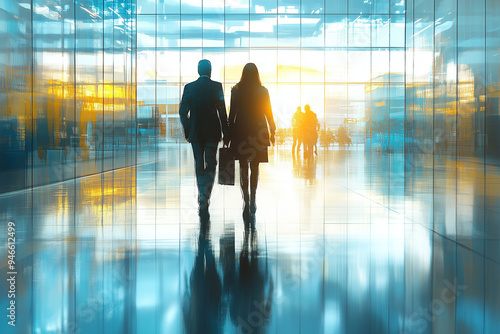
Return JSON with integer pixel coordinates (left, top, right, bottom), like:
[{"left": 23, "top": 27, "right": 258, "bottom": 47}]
[
  {"left": 183, "top": 221, "right": 225, "bottom": 334},
  {"left": 291, "top": 106, "right": 303, "bottom": 154},
  {"left": 179, "top": 59, "right": 228, "bottom": 220}
]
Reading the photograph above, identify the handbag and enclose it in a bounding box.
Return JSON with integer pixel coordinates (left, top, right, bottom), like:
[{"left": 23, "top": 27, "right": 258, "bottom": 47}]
[{"left": 218, "top": 146, "right": 235, "bottom": 185}]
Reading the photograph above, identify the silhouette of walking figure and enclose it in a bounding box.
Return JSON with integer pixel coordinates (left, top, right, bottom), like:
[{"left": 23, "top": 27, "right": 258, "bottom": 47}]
[
  {"left": 227, "top": 63, "right": 276, "bottom": 219},
  {"left": 302, "top": 104, "right": 320, "bottom": 159},
  {"left": 291, "top": 106, "right": 303, "bottom": 155},
  {"left": 179, "top": 59, "right": 228, "bottom": 220}
]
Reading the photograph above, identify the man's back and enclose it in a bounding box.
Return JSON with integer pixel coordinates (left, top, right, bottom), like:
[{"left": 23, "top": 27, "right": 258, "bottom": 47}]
[{"left": 179, "top": 76, "right": 227, "bottom": 143}]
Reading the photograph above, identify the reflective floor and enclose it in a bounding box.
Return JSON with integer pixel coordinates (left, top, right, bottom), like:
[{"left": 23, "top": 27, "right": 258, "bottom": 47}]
[{"left": 1, "top": 144, "right": 499, "bottom": 333}]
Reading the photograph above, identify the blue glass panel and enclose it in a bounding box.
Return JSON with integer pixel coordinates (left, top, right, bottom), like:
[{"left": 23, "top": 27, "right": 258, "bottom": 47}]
[
  {"left": 325, "top": 15, "right": 347, "bottom": 47},
  {"left": 249, "top": 14, "right": 277, "bottom": 47},
  {"left": 225, "top": 15, "right": 250, "bottom": 47}
]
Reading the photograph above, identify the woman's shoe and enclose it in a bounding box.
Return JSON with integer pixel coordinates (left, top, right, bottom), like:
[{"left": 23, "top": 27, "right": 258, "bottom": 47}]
[
  {"left": 250, "top": 191, "right": 257, "bottom": 214},
  {"left": 249, "top": 199, "right": 257, "bottom": 215}
]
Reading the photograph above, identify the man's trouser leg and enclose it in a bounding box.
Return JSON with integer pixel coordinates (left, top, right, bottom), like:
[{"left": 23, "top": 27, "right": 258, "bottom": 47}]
[
  {"left": 203, "top": 142, "right": 218, "bottom": 202},
  {"left": 191, "top": 142, "right": 206, "bottom": 206}
]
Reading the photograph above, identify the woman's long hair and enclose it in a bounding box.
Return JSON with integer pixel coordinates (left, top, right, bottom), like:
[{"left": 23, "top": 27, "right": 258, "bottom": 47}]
[{"left": 235, "top": 63, "right": 262, "bottom": 89}]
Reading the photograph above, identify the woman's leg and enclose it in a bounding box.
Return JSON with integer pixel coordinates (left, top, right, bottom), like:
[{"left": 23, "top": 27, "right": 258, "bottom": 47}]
[
  {"left": 249, "top": 161, "right": 260, "bottom": 214},
  {"left": 239, "top": 159, "right": 250, "bottom": 216}
]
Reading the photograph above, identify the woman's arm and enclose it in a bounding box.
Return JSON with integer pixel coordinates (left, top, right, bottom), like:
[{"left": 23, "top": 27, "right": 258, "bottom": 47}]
[
  {"left": 227, "top": 88, "right": 238, "bottom": 142},
  {"left": 262, "top": 88, "right": 276, "bottom": 144},
  {"left": 263, "top": 88, "right": 275, "bottom": 135}
]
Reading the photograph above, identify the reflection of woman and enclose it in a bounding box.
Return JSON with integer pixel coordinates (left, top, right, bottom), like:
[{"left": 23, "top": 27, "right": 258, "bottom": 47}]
[
  {"left": 227, "top": 63, "right": 276, "bottom": 218},
  {"left": 229, "top": 228, "right": 274, "bottom": 334}
]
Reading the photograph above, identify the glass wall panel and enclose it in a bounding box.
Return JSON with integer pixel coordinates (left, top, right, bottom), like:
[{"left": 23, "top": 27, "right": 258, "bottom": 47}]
[
  {"left": 372, "top": 49, "right": 390, "bottom": 82},
  {"left": 301, "top": 50, "right": 325, "bottom": 83},
  {"left": 252, "top": 0, "right": 278, "bottom": 13},
  {"left": 432, "top": 0, "right": 457, "bottom": 238},
  {"left": 276, "top": 84, "right": 301, "bottom": 126},
  {"left": 180, "top": 15, "right": 202, "bottom": 47},
  {"left": 348, "top": 15, "right": 371, "bottom": 47},
  {"left": 325, "top": 15, "right": 347, "bottom": 47},
  {"left": 158, "top": 15, "right": 180, "bottom": 47},
  {"left": 390, "top": 49, "right": 405, "bottom": 82},
  {"left": 278, "top": 0, "right": 299, "bottom": 14},
  {"left": 301, "top": 15, "right": 324, "bottom": 47},
  {"left": 225, "top": 15, "right": 250, "bottom": 47},
  {"left": 180, "top": 48, "right": 203, "bottom": 83},
  {"left": 138, "top": 0, "right": 156, "bottom": 14},
  {"left": 390, "top": 15, "right": 405, "bottom": 47},
  {"left": 302, "top": 0, "right": 324, "bottom": 14},
  {"left": 368, "top": 84, "right": 390, "bottom": 151},
  {"left": 0, "top": 0, "right": 136, "bottom": 194},
  {"left": 278, "top": 15, "right": 300, "bottom": 47},
  {"left": 404, "top": 0, "right": 500, "bottom": 262},
  {"left": 250, "top": 14, "right": 277, "bottom": 47},
  {"left": 348, "top": 49, "right": 371, "bottom": 83},
  {"left": 349, "top": 0, "right": 372, "bottom": 14},
  {"left": 373, "top": 0, "right": 390, "bottom": 14},
  {"left": 325, "top": 49, "right": 348, "bottom": 83},
  {"left": 485, "top": 0, "right": 500, "bottom": 263},
  {"left": 326, "top": 0, "right": 347, "bottom": 14},
  {"left": 278, "top": 49, "right": 300, "bottom": 83},
  {"left": 389, "top": 84, "right": 405, "bottom": 152},
  {"left": 203, "top": 48, "right": 225, "bottom": 82},
  {"left": 456, "top": 0, "right": 486, "bottom": 251},
  {"left": 372, "top": 15, "right": 390, "bottom": 48},
  {"left": 1, "top": 0, "right": 33, "bottom": 192},
  {"left": 181, "top": 0, "right": 201, "bottom": 14},
  {"left": 390, "top": 0, "right": 405, "bottom": 14},
  {"left": 224, "top": 48, "right": 250, "bottom": 83},
  {"left": 325, "top": 84, "right": 348, "bottom": 129},
  {"left": 226, "top": 0, "right": 250, "bottom": 14},
  {"left": 203, "top": 15, "right": 225, "bottom": 47},
  {"left": 158, "top": 0, "right": 180, "bottom": 14},
  {"left": 249, "top": 49, "right": 277, "bottom": 83},
  {"left": 203, "top": 0, "right": 224, "bottom": 14}
]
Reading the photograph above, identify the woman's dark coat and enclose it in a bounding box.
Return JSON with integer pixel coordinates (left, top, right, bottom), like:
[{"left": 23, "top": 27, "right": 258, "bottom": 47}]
[{"left": 228, "top": 85, "right": 276, "bottom": 161}]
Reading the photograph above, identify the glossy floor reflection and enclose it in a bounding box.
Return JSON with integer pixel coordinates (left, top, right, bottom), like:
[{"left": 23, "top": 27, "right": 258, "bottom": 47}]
[{"left": 0, "top": 144, "right": 499, "bottom": 333}]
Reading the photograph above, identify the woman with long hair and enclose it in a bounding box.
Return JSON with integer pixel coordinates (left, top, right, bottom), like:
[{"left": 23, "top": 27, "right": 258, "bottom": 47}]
[{"left": 227, "top": 63, "right": 276, "bottom": 219}]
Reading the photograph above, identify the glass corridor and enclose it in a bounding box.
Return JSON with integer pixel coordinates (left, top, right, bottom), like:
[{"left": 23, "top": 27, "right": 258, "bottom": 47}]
[{"left": 0, "top": 0, "right": 500, "bottom": 333}]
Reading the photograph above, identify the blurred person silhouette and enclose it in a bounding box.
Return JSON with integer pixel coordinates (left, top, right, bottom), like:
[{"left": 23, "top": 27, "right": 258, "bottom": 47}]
[
  {"left": 291, "top": 106, "right": 303, "bottom": 155},
  {"left": 183, "top": 219, "right": 226, "bottom": 334},
  {"left": 302, "top": 104, "right": 320, "bottom": 159},
  {"left": 227, "top": 63, "right": 276, "bottom": 219},
  {"left": 179, "top": 59, "right": 229, "bottom": 220}
]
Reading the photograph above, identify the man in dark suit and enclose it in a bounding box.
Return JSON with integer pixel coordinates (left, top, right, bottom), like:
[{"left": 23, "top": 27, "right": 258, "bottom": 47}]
[{"left": 179, "top": 59, "right": 228, "bottom": 220}]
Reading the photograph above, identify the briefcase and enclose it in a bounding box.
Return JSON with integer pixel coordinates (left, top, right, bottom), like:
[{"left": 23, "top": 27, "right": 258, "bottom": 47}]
[{"left": 218, "top": 147, "right": 235, "bottom": 185}]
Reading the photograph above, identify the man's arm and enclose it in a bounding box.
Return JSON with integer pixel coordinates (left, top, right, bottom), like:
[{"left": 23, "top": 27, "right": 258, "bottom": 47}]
[
  {"left": 216, "top": 83, "right": 228, "bottom": 139},
  {"left": 179, "top": 84, "right": 190, "bottom": 140}
]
